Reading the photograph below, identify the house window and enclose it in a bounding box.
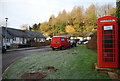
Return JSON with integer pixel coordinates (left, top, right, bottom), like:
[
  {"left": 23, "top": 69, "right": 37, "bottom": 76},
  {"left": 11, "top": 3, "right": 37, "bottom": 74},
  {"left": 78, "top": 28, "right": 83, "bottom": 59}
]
[
  {"left": 39, "top": 39, "right": 41, "bottom": 42},
  {"left": 20, "top": 38, "right": 22, "bottom": 41},
  {"left": 61, "top": 38, "right": 65, "bottom": 41},
  {"left": 34, "top": 38, "right": 36, "bottom": 41},
  {"left": 7, "top": 38, "right": 10, "bottom": 42},
  {"left": 13, "top": 37, "right": 16, "bottom": 41}
]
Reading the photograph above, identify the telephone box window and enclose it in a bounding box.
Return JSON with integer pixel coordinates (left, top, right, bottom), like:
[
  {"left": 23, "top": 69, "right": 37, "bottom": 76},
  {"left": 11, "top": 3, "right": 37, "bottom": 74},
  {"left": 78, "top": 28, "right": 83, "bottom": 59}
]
[
  {"left": 104, "top": 49, "right": 113, "bottom": 52},
  {"left": 103, "top": 40, "right": 113, "bottom": 43},
  {"left": 104, "top": 58, "right": 114, "bottom": 62},
  {"left": 103, "top": 54, "right": 114, "bottom": 57},
  {"left": 103, "top": 35, "right": 113, "bottom": 39},
  {"left": 104, "top": 44, "right": 113, "bottom": 48},
  {"left": 103, "top": 30, "right": 113, "bottom": 34}
]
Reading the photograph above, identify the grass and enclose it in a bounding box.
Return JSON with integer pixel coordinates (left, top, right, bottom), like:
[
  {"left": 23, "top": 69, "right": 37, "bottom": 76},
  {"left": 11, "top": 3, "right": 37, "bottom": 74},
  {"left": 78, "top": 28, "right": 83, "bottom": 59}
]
[{"left": 3, "top": 45, "right": 110, "bottom": 79}]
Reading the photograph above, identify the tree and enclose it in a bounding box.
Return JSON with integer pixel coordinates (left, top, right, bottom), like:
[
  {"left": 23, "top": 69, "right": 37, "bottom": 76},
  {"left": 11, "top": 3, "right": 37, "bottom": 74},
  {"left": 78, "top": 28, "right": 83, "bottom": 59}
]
[
  {"left": 21, "top": 24, "right": 29, "bottom": 30},
  {"left": 80, "top": 4, "right": 97, "bottom": 37},
  {"left": 84, "top": 4, "right": 97, "bottom": 26},
  {"left": 37, "top": 3, "right": 115, "bottom": 38},
  {"left": 107, "top": 7, "right": 116, "bottom": 16},
  {"left": 102, "top": 4, "right": 114, "bottom": 16},
  {"left": 116, "top": 0, "right": 120, "bottom": 23},
  {"left": 70, "top": 6, "right": 84, "bottom": 31},
  {"left": 48, "top": 14, "right": 56, "bottom": 25},
  {"left": 60, "top": 22, "right": 66, "bottom": 33},
  {"left": 96, "top": 4, "right": 116, "bottom": 17},
  {"left": 56, "top": 10, "right": 68, "bottom": 24},
  {"left": 40, "top": 22, "right": 50, "bottom": 33},
  {"left": 32, "top": 23, "right": 40, "bottom": 31},
  {"left": 47, "top": 11, "right": 68, "bottom": 36},
  {"left": 65, "top": 25, "right": 75, "bottom": 34}
]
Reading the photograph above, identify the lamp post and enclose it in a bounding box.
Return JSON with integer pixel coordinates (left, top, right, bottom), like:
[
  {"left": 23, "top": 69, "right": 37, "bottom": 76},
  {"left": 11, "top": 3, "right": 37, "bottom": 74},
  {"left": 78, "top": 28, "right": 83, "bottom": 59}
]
[{"left": 5, "top": 18, "right": 8, "bottom": 50}]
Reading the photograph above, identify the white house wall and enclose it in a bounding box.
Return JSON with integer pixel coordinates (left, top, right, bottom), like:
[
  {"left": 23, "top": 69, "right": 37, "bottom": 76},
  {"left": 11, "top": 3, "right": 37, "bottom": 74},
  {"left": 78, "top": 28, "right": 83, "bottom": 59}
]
[
  {"left": 24, "top": 38, "right": 27, "bottom": 44},
  {"left": 19, "top": 38, "right": 23, "bottom": 44},
  {"left": 10, "top": 39, "right": 13, "bottom": 44},
  {"left": 2, "top": 37, "right": 46, "bottom": 46},
  {"left": 3, "top": 38, "right": 5, "bottom": 46},
  {"left": 3, "top": 38, "right": 11, "bottom": 46},
  {"left": 37, "top": 38, "right": 39, "bottom": 42},
  {"left": 40, "top": 38, "right": 45, "bottom": 42},
  {"left": 13, "top": 37, "right": 24, "bottom": 44},
  {"left": 34, "top": 38, "right": 46, "bottom": 42},
  {"left": 3, "top": 37, "right": 27, "bottom": 46},
  {"left": 13, "top": 37, "right": 19, "bottom": 44}
]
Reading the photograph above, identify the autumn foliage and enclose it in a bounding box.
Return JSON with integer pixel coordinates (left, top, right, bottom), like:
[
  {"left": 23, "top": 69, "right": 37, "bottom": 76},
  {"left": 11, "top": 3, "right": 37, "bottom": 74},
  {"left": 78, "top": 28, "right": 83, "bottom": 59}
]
[
  {"left": 65, "top": 25, "right": 75, "bottom": 34},
  {"left": 30, "top": 4, "right": 116, "bottom": 37}
]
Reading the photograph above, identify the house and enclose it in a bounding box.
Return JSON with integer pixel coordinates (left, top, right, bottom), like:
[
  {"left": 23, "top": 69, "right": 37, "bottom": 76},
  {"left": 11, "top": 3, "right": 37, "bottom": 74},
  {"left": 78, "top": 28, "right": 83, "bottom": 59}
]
[
  {"left": 7, "top": 27, "right": 28, "bottom": 45},
  {"left": 0, "top": 27, "right": 13, "bottom": 47},
  {"left": 25, "top": 30, "right": 46, "bottom": 43},
  {"left": 0, "top": 27, "right": 46, "bottom": 48}
]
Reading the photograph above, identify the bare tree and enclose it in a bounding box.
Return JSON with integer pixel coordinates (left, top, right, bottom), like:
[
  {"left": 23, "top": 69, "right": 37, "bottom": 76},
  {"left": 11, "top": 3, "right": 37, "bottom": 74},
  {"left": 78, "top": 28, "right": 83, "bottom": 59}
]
[{"left": 21, "top": 24, "right": 29, "bottom": 30}]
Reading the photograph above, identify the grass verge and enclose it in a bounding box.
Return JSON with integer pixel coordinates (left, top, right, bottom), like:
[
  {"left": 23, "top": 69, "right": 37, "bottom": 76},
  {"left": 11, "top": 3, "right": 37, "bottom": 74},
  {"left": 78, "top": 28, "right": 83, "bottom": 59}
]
[{"left": 3, "top": 45, "right": 110, "bottom": 79}]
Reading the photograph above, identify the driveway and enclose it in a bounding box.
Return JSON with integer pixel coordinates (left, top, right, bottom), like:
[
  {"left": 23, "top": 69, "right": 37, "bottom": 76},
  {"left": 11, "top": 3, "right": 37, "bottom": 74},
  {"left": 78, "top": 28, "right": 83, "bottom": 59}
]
[{"left": 2, "top": 46, "right": 52, "bottom": 73}]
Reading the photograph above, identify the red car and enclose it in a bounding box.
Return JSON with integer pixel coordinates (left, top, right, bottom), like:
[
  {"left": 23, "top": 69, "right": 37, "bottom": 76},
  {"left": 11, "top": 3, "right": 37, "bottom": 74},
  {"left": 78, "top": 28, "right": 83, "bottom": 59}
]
[{"left": 50, "top": 36, "right": 71, "bottom": 50}]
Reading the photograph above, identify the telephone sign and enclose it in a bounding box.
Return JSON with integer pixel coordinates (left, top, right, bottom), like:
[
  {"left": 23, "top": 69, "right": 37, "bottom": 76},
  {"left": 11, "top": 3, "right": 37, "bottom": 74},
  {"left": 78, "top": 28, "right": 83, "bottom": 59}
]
[
  {"left": 103, "top": 26, "right": 113, "bottom": 30},
  {"left": 100, "top": 20, "right": 115, "bottom": 22}
]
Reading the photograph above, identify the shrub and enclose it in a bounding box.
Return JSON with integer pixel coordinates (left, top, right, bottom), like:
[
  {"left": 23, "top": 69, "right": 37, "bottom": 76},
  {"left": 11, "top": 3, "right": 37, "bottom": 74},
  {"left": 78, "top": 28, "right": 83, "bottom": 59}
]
[
  {"left": 87, "top": 32, "right": 97, "bottom": 51},
  {"left": 10, "top": 44, "right": 19, "bottom": 49},
  {"left": 31, "top": 41, "right": 50, "bottom": 47},
  {"left": 18, "top": 44, "right": 31, "bottom": 48}
]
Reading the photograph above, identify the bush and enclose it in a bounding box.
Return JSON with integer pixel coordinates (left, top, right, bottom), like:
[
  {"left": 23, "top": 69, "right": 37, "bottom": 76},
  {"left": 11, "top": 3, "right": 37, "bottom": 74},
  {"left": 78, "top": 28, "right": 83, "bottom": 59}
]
[
  {"left": 10, "top": 41, "right": 50, "bottom": 49},
  {"left": 31, "top": 41, "right": 50, "bottom": 47},
  {"left": 18, "top": 44, "right": 31, "bottom": 48},
  {"left": 87, "top": 32, "right": 97, "bottom": 51},
  {"left": 10, "top": 44, "right": 18, "bottom": 49}
]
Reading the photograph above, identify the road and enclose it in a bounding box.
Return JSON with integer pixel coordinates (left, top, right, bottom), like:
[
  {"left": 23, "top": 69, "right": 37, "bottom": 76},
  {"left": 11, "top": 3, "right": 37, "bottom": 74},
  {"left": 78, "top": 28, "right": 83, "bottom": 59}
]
[{"left": 2, "top": 46, "right": 52, "bottom": 73}]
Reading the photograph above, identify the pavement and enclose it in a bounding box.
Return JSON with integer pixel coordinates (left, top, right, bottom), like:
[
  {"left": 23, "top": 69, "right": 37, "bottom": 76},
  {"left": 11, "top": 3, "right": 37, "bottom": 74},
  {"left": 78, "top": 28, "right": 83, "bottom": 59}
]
[{"left": 7, "top": 46, "right": 50, "bottom": 52}]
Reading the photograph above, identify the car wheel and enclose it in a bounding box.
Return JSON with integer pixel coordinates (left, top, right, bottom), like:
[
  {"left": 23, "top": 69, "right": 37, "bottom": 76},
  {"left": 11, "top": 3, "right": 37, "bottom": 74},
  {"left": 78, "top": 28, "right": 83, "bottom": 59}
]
[
  {"left": 75, "top": 44, "right": 77, "bottom": 47},
  {"left": 52, "top": 48, "right": 55, "bottom": 50},
  {"left": 60, "top": 46, "right": 65, "bottom": 50}
]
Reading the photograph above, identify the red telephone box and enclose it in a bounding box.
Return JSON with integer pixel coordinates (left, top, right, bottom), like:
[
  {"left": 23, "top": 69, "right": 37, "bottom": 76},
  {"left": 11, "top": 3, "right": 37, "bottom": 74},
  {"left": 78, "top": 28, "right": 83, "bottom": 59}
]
[{"left": 97, "top": 16, "right": 119, "bottom": 68}]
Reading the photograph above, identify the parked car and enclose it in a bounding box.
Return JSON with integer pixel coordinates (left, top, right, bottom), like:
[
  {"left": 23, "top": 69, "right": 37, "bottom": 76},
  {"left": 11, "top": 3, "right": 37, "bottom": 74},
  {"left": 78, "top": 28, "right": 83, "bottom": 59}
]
[
  {"left": 69, "top": 40, "right": 77, "bottom": 47},
  {"left": 50, "top": 36, "right": 71, "bottom": 50},
  {"left": 77, "top": 39, "right": 88, "bottom": 44}
]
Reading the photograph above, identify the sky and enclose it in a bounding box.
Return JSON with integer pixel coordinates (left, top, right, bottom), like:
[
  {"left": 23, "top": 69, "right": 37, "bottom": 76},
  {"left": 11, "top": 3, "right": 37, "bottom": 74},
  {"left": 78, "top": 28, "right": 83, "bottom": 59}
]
[{"left": 0, "top": 0, "right": 116, "bottom": 29}]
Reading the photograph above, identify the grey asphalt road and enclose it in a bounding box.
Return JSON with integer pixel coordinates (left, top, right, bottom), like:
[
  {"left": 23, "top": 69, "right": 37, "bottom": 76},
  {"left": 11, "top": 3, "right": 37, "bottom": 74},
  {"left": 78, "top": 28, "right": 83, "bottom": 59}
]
[{"left": 2, "top": 46, "right": 52, "bottom": 73}]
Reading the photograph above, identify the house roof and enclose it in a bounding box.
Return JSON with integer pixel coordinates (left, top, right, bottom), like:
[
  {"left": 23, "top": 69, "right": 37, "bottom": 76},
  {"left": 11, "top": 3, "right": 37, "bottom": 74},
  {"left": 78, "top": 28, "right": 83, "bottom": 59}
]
[
  {"left": 0, "top": 27, "right": 46, "bottom": 38},
  {"left": 25, "top": 30, "right": 46, "bottom": 38},
  {"left": 0, "top": 27, "right": 13, "bottom": 38},
  {"left": 7, "top": 27, "right": 28, "bottom": 37}
]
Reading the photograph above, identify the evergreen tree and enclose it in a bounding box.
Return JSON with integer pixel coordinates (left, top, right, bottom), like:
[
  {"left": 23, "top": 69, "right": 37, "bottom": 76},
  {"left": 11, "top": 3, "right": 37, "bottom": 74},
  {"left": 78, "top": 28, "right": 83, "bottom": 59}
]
[
  {"left": 116, "top": 0, "right": 120, "bottom": 23},
  {"left": 32, "top": 23, "right": 40, "bottom": 31},
  {"left": 60, "top": 22, "right": 66, "bottom": 32}
]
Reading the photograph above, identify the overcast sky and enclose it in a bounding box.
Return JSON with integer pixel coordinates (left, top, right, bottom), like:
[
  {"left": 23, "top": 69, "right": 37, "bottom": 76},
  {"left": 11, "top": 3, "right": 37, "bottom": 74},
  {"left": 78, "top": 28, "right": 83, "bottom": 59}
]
[{"left": 0, "top": 0, "right": 116, "bottom": 29}]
